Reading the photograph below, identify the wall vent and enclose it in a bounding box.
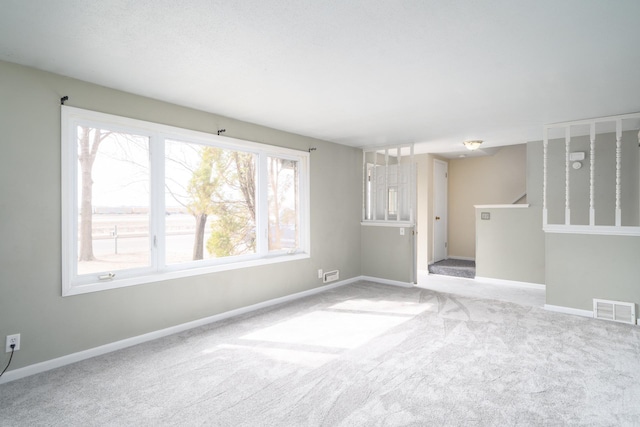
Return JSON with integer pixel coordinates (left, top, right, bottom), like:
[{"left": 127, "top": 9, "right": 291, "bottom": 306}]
[
  {"left": 323, "top": 270, "right": 339, "bottom": 283},
  {"left": 593, "top": 299, "right": 636, "bottom": 325}
]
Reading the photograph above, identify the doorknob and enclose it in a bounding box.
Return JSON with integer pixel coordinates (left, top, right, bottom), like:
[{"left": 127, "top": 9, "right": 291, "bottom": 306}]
[{"left": 435, "top": 216, "right": 440, "bottom": 220}]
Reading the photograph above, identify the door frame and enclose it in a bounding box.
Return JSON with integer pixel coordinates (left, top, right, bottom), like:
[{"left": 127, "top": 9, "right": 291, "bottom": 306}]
[{"left": 432, "top": 159, "right": 448, "bottom": 262}]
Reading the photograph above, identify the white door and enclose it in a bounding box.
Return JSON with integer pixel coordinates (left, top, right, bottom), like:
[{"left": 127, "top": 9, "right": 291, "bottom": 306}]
[{"left": 433, "top": 159, "right": 448, "bottom": 262}]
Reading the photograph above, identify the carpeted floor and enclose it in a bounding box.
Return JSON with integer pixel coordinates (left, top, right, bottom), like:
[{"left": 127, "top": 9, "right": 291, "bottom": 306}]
[
  {"left": 428, "top": 259, "right": 476, "bottom": 278},
  {"left": 1, "top": 281, "right": 639, "bottom": 426}
]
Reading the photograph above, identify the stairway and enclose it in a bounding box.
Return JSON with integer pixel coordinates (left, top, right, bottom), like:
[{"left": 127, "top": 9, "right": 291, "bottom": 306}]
[{"left": 428, "top": 259, "right": 475, "bottom": 279}]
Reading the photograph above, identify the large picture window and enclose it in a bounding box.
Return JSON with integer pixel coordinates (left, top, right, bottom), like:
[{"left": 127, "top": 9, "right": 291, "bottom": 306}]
[{"left": 62, "top": 107, "right": 310, "bottom": 296}]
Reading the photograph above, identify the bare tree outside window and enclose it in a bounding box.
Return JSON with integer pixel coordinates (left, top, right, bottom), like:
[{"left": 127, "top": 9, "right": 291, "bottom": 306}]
[
  {"left": 76, "top": 127, "right": 150, "bottom": 274},
  {"left": 77, "top": 126, "right": 110, "bottom": 261}
]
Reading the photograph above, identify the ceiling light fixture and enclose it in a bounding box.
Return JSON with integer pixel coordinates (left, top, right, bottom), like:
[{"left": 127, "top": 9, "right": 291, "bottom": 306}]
[{"left": 463, "top": 140, "right": 483, "bottom": 151}]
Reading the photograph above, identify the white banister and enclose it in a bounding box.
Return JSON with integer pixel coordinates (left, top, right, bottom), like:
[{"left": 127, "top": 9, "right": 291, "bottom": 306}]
[
  {"left": 543, "top": 111, "right": 640, "bottom": 235},
  {"left": 384, "top": 149, "right": 389, "bottom": 221},
  {"left": 371, "top": 160, "right": 377, "bottom": 220},
  {"left": 589, "top": 123, "right": 595, "bottom": 226},
  {"left": 615, "top": 119, "right": 622, "bottom": 226},
  {"left": 543, "top": 128, "right": 548, "bottom": 226},
  {"left": 565, "top": 127, "right": 571, "bottom": 225},
  {"left": 362, "top": 149, "right": 366, "bottom": 221},
  {"left": 409, "top": 144, "right": 414, "bottom": 224}
]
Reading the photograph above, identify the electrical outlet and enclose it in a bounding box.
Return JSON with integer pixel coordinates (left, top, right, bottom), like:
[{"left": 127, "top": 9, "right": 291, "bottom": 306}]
[
  {"left": 317, "top": 269, "right": 323, "bottom": 279},
  {"left": 6, "top": 334, "right": 20, "bottom": 352}
]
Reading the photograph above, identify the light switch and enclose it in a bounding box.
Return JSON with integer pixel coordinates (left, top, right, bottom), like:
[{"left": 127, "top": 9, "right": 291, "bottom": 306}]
[{"left": 400, "top": 227, "right": 405, "bottom": 235}]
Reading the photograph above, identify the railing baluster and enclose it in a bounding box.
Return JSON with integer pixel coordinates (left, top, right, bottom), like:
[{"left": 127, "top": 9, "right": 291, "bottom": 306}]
[
  {"left": 543, "top": 112, "right": 640, "bottom": 234},
  {"left": 565, "top": 127, "right": 571, "bottom": 225},
  {"left": 543, "top": 128, "right": 548, "bottom": 226},
  {"left": 615, "top": 119, "right": 622, "bottom": 226},
  {"left": 590, "top": 123, "right": 595, "bottom": 226}
]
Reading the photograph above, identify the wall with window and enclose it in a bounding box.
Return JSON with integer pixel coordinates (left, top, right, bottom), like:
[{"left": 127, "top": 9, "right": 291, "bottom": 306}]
[
  {"left": 61, "top": 107, "right": 313, "bottom": 295},
  {"left": 0, "top": 60, "right": 362, "bottom": 371}
]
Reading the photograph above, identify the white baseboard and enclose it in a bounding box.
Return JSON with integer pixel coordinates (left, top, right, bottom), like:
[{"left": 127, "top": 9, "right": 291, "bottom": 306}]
[
  {"left": 474, "top": 276, "right": 546, "bottom": 290},
  {"left": 447, "top": 256, "right": 475, "bottom": 262},
  {"left": 0, "top": 276, "right": 360, "bottom": 385},
  {"left": 544, "top": 304, "right": 593, "bottom": 318},
  {"left": 359, "top": 275, "right": 414, "bottom": 288}
]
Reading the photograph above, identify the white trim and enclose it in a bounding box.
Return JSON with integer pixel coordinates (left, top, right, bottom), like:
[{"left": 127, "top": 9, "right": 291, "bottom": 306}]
[
  {"left": 544, "top": 224, "right": 640, "bottom": 237},
  {"left": 474, "top": 204, "right": 530, "bottom": 209},
  {"left": 544, "top": 304, "right": 593, "bottom": 318},
  {"left": 0, "top": 276, "right": 360, "bottom": 385},
  {"left": 360, "top": 221, "right": 414, "bottom": 227},
  {"left": 474, "top": 276, "right": 545, "bottom": 290},
  {"left": 545, "top": 111, "right": 640, "bottom": 128},
  {"left": 360, "top": 275, "right": 414, "bottom": 288},
  {"left": 64, "top": 253, "right": 311, "bottom": 296}
]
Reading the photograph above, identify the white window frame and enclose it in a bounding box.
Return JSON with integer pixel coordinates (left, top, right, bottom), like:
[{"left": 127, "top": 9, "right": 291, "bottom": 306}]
[{"left": 61, "top": 106, "right": 310, "bottom": 296}]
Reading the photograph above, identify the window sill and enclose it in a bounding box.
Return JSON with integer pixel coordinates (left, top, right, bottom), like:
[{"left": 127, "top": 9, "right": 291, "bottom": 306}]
[
  {"left": 63, "top": 252, "right": 310, "bottom": 297},
  {"left": 361, "top": 221, "right": 415, "bottom": 227}
]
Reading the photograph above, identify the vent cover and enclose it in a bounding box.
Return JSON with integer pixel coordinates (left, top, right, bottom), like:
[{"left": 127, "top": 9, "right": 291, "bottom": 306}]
[
  {"left": 593, "top": 299, "right": 636, "bottom": 325},
  {"left": 323, "top": 270, "right": 339, "bottom": 283}
]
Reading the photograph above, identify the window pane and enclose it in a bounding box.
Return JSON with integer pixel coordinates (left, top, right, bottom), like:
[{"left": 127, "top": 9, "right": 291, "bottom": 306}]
[
  {"left": 268, "top": 157, "right": 299, "bottom": 251},
  {"left": 76, "top": 127, "right": 150, "bottom": 275},
  {"left": 165, "top": 140, "right": 257, "bottom": 263}
]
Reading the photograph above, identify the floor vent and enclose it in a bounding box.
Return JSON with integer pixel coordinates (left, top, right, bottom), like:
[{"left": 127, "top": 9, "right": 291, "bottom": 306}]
[
  {"left": 593, "top": 299, "right": 636, "bottom": 325},
  {"left": 323, "top": 270, "right": 339, "bottom": 283}
]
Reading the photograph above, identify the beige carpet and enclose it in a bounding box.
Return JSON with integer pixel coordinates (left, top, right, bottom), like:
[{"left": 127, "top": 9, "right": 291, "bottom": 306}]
[{"left": 1, "top": 281, "right": 639, "bottom": 426}]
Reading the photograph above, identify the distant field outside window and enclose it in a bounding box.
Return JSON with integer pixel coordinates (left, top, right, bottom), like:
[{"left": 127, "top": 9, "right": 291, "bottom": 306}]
[{"left": 76, "top": 127, "right": 150, "bottom": 275}]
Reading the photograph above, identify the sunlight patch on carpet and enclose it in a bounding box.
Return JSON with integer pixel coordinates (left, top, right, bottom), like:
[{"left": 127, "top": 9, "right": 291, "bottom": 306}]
[{"left": 240, "top": 310, "right": 410, "bottom": 349}]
